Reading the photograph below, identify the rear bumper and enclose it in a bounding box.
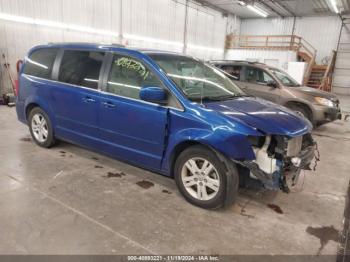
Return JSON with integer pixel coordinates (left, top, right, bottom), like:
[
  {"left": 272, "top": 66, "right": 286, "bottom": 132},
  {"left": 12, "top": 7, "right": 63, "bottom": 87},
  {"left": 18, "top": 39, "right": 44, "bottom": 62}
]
[
  {"left": 314, "top": 105, "right": 342, "bottom": 125},
  {"left": 15, "top": 100, "right": 27, "bottom": 124}
]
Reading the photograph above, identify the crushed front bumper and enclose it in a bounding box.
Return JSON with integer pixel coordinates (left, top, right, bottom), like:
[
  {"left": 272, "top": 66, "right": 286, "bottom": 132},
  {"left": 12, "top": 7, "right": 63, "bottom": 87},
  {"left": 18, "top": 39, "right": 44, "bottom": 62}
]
[{"left": 234, "top": 143, "right": 317, "bottom": 192}]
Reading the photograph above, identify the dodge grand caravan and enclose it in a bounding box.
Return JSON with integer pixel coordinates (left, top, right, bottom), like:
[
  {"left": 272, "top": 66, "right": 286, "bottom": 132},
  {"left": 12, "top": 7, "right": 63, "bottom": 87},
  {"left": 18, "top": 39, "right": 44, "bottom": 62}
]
[
  {"left": 16, "top": 43, "right": 317, "bottom": 209},
  {"left": 210, "top": 60, "right": 342, "bottom": 127}
]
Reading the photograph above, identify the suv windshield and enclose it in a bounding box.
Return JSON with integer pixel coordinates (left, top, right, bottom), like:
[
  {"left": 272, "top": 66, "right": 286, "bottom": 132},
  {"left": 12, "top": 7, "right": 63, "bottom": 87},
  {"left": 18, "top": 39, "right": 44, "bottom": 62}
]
[
  {"left": 149, "top": 54, "right": 245, "bottom": 102},
  {"left": 269, "top": 68, "right": 301, "bottom": 87}
]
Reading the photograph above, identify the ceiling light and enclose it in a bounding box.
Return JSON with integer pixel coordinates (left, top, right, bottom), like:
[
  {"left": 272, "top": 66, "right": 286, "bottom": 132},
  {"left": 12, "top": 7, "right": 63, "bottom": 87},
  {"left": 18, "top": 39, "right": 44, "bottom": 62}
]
[
  {"left": 238, "top": 1, "right": 246, "bottom": 6},
  {"left": 247, "top": 5, "right": 268, "bottom": 17},
  {"left": 329, "top": 0, "right": 339, "bottom": 13}
]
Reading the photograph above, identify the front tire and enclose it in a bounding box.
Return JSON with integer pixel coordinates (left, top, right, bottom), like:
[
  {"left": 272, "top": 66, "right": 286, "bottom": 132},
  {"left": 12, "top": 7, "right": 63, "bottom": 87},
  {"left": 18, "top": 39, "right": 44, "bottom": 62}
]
[
  {"left": 28, "top": 107, "right": 56, "bottom": 148},
  {"left": 287, "top": 104, "right": 312, "bottom": 123},
  {"left": 174, "top": 145, "right": 239, "bottom": 209}
]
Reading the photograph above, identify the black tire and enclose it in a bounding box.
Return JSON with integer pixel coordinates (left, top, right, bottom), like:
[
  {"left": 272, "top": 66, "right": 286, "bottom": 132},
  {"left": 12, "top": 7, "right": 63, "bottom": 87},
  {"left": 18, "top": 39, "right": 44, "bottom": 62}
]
[
  {"left": 28, "top": 107, "right": 56, "bottom": 148},
  {"left": 174, "top": 145, "right": 239, "bottom": 209},
  {"left": 287, "top": 104, "right": 312, "bottom": 123}
]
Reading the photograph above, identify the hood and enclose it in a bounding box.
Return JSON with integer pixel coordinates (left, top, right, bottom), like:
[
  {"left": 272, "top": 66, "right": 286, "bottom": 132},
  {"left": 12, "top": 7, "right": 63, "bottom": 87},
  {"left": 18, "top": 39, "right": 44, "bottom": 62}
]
[
  {"left": 203, "top": 97, "right": 312, "bottom": 137},
  {"left": 294, "top": 86, "right": 338, "bottom": 101}
]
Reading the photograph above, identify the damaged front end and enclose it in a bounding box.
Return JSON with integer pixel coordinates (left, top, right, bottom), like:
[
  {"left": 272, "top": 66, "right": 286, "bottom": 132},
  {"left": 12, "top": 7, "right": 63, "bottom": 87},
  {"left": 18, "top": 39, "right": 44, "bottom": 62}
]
[{"left": 236, "top": 133, "right": 318, "bottom": 193}]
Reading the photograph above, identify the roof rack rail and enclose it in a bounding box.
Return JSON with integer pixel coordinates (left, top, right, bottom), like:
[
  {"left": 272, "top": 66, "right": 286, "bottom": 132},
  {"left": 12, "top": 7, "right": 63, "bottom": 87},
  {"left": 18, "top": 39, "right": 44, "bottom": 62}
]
[
  {"left": 47, "top": 42, "right": 126, "bottom": 48},
  {"left": 209, "top": 59, "right": 265, "bottom": 65}
]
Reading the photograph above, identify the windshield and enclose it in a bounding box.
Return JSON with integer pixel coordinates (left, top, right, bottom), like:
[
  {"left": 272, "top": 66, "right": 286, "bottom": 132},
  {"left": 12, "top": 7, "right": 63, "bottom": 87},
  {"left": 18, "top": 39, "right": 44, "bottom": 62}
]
[
  {"left": 148, "top": 54, "right": 245, "bottom": 102},
  {"left": 269, "top": 68, "right": 301, "bottom": 87}
]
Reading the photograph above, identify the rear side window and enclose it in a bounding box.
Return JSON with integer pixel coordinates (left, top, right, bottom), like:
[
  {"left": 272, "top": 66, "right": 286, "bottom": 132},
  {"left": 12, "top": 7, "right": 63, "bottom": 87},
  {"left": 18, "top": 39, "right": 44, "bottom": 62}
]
[
  {"left": 221, "top": 65, "right": 242, "bottom": 80},
  {"left": 24, "top": 48, "right": 58, "bottom": 79},
  {"left": 58, "top": 50, "right": 105, "bottom": 89}
]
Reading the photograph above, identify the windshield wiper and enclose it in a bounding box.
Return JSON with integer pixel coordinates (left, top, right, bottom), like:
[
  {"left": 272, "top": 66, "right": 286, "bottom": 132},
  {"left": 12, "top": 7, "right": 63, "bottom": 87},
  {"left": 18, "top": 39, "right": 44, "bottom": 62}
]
[
  {"left": 234, "top": 94, "right": 255, "bottom": 98},
  {"left": 189, "top": 94, "right": 240, "bottom": 102},
  {"left": 210, "top": 95, "right": 238, "bottom": 101}
]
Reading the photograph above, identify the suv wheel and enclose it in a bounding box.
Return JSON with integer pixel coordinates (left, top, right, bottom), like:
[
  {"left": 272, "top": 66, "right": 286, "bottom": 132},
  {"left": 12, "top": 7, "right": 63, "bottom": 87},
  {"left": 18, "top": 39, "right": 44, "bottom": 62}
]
[
  {"left": 287, "top": 104, "right": 312, "bottom": 123},
  {"left": 28, "top": 107, "right": 56, "bottom": 148},
  {"left": 174, "top": 145, "right": 239, "bottom": 209}
]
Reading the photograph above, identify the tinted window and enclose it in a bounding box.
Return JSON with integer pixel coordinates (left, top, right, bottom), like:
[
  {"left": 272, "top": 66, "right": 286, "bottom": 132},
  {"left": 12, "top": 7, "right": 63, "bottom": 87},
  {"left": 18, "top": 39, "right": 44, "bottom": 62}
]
[
  {"left": 221, "top": 65, "right": 242, "bottom": 80},
  {"left": 107, "top": 54, "right": 162, "bottom": 100},
  {"left": 246, "top": 67, "right": 273, "bottom": 85},
  {"left": 58, "top": 50, "right": 104, "bottom": 89},
  {"left": 24, "top": 48, "right": 58, "bottom": 79}
]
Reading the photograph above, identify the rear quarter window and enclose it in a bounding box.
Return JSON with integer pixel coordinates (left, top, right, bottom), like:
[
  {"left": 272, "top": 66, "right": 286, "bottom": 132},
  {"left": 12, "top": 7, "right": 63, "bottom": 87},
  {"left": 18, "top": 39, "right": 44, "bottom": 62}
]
[
  {"left": 58, "top": 50, "right": 104, "bottom": 89},
  {"left": 24, "top": 48, "right": 58, "bottom": 79}
]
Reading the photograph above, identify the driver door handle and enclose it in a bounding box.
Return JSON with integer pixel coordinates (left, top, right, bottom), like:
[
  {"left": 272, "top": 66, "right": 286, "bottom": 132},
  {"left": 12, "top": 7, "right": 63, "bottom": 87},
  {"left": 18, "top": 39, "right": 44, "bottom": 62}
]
[
  {"left": 82, "top": 97, "right": 96, "bottom": 103},
  {"left": 102, "top": 101, "right": 116, "bottom": 108}
]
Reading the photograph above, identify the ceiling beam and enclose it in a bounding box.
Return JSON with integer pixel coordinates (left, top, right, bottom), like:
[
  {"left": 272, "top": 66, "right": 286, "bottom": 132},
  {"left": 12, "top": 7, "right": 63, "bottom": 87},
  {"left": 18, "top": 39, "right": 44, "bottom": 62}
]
[
  {"left": 238, "top": 0, "right": 287, "bottom": 17},
  {"left": 270, "top": 0, "right": 297, "bottom": 17},
  {"left": 192, "top": 0, "right": 237, "bottom": 16},
  {"left": 257, "top": 1, "right": 286, "bottom": 17}
]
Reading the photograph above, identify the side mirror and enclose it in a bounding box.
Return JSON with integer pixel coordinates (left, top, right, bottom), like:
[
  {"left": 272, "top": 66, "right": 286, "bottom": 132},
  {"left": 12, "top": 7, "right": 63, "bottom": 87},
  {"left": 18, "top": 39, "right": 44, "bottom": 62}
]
[
  {"left": 267, "top": 81, "right": 278, "bottom": 88},
  {"left": 140, "top": 86, "right": 167, "bottom": 104}
]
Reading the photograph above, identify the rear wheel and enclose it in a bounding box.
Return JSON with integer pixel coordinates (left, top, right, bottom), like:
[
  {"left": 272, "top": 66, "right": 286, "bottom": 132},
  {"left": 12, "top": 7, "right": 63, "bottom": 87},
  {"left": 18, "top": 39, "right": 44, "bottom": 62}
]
[
  {"left": 28, "top": 107, "right": 56, "bottom": 148},
  {"left": 174, "top": 145, "right": 239, "bottom": 209}
]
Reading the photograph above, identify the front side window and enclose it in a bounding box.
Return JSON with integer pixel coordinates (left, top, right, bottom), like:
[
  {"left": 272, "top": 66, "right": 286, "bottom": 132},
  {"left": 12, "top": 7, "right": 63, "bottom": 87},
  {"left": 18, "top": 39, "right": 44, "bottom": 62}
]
[
  {"left": 107, "top": 54, "right": 163, "bottom": 100},
  {"left": 24, "top": 48, "right": 58, "bottom": 79},
  {"left": 58, "top": 50, "right": 104, "bottom": 89},
  {"left": 149, "top": 54, "right": 244, "bottom": 102},
  {"left": 246, "top": 67, "right": 274, "bottom": 85},
  {"left": 269, "top": 68, "right": 300, "bottom": 87}
]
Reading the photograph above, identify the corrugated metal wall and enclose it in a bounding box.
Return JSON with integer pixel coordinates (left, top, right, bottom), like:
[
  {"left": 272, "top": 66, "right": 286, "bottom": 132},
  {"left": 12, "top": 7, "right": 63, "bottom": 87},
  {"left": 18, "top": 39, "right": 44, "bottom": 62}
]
[
  {"left": 333, "top": 17, "right": 350, "bottom": 95},
  {"left": 0, "top": 0, "right": 234, "bottom": 94},
  {"left": 240, "top": 16, "right": 342, "bottom": 65},
  {"left": 226, "top": 14, "right": 241, "bottom": 35},
  {"left": 241, "top": 17, "right": 294, "bottom": 35},
  {"left": 225, "top": 49, "right": 297, "bottom": 70},
  {"left": 294, "top": 16, "right": 342, "bottom": 64}
]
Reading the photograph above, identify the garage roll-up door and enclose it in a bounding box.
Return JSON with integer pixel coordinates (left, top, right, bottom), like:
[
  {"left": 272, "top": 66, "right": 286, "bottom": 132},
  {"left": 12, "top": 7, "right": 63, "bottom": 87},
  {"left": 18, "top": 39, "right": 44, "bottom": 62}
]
[{"left": 334, "top": 16, "right": 350, "bottom": 95}]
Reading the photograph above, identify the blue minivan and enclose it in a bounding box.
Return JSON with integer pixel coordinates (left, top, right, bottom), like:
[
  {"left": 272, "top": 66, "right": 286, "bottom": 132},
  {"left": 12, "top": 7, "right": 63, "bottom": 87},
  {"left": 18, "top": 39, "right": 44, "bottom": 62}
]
[{"left": 16, "top": 43, "right": 316, "bottom": 209}]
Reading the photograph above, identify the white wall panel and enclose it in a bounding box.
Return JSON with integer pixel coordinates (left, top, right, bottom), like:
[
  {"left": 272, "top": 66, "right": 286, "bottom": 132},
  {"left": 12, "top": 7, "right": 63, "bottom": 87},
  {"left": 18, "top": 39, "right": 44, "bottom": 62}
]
[
  {"left": 333, "top": 20, "right": 350, "bottom": 94},
  {"left": 241, "top": 17, "right": 294, "bottom": 36},
  {"left": 225, "top": 49, "right": 297, "bottom": 70},
  {"left": 0, "top": 0, "right": 229, "bottom": 93},
  {"left": 184, "top": 3, "right": 226, "bottom": 59},
  {"left": 240, "top": 16, "right": 342, "bottom": 64},
  {"left": 294, "top": 16, "right": 342, "bottom": 64},
  {"left": 227, "top": 14, "right": 241, "bottom": 35},
  {"left": 123, "top": 0, "right": 185, "bottom": 51}
]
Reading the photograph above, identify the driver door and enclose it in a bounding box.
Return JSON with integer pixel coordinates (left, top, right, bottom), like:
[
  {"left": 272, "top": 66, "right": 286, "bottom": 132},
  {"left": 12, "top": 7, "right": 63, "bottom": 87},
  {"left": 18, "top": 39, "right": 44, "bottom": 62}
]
[
  {"left": 241, "top": 66, "right": 281, "bottom": 103},
  {"left": 99, "top": 53, "right": 168, "bottom": 170}
]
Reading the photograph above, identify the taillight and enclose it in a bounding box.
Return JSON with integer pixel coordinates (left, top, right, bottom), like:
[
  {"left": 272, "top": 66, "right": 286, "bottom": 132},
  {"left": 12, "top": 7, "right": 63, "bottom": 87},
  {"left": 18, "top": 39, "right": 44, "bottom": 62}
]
[{"left": 15, "top": 80, "right": 19, "bottom": 96}]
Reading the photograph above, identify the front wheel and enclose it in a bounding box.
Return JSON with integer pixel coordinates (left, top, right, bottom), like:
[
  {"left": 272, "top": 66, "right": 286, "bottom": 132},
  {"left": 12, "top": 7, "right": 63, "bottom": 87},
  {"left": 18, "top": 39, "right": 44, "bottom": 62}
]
[
  {"left": 174, "top": 145, "right": 239, "bottom": 209},
  {"left": 287, "top": 104, "right": 312, "bottom": 123},
  {"left": 28, "top": 107, "right": 56, "bottom": 148}
]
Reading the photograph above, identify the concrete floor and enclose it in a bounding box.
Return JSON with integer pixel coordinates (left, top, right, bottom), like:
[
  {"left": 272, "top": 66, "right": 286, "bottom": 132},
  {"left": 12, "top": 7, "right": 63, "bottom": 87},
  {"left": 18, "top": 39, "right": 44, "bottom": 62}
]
[{"left": 0, "top": 101, "right": 349, "bottom": 256}]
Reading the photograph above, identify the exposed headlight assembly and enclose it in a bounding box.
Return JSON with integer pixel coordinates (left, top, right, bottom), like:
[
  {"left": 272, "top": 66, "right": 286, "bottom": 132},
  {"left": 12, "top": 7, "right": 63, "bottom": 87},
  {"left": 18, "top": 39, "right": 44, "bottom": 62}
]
[{"left": 314, "top": 97, "right": 334, "bottom": 107}]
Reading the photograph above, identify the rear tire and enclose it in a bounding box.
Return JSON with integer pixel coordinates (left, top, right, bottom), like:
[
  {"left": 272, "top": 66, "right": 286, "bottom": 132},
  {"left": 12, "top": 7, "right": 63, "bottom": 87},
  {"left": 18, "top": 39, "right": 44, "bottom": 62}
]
[
  {"left": 174, "top": 145, "right": 239, "bottom": 209},
  {"left": 28, "top": 107, "right": 56, "bottom": 148}
]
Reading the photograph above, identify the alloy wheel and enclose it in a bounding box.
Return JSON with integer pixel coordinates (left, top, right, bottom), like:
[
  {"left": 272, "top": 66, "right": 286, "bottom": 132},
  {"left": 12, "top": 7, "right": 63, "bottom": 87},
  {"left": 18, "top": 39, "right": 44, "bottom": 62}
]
[
  {"left": 31, "top": 113, "right": 49, "bottom": 143},
  {"left": 181, "top": 157, "right": 220, "bottom": 201}
]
